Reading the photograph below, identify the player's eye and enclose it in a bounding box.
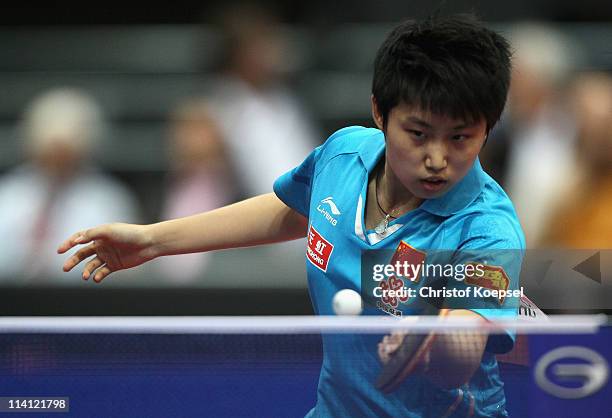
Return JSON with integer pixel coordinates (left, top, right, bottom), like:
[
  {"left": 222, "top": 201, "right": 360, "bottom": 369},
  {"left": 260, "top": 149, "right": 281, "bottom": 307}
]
[
  {"left": 451, "top": 134, "right": 469, "bottom": 141},
  {"left": 407, "top": 129, "right": 425, "bottom": 139}
]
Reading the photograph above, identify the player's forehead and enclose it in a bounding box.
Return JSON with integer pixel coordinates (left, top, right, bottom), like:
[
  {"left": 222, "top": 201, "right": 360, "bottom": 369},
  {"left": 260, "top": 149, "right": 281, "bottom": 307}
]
[{"left": 390, "top": 102, "right": 485, "bottom": 130}]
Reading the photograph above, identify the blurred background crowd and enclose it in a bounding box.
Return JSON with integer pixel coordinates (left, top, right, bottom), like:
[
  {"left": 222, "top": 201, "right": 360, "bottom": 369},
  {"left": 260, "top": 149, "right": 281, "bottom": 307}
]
[{"left": 0, "top": 0, "right": 610, "bottom": 296}]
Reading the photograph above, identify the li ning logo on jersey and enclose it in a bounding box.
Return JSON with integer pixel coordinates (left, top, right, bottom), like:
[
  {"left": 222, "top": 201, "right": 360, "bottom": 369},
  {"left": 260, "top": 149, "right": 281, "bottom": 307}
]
[{"left": 317, "top": 196, "right": 341, "bottom": 226}]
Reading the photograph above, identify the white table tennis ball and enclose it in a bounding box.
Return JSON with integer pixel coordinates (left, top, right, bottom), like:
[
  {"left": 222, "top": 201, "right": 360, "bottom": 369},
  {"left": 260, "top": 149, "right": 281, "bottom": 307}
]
[{"left": 332, "top": 289, "right": 363, "bottom": 316}]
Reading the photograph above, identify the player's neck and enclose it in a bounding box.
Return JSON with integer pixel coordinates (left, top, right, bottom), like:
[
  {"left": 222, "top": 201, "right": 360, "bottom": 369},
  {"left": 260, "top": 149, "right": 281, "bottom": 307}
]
[{"left": 378, "top": 162, "right": 423, "bottom": 216}]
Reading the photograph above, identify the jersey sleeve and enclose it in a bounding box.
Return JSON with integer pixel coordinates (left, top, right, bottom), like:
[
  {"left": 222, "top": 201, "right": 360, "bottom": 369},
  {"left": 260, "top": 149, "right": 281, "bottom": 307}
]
[
  {"left": 445, "top": 216, "right": 524, "bottom": 354},
  {"left": 273, "top": 145, "right": 320, "bottom": 217},
  {"left": 273, "top": 126, "right": 363, "bottom": 217}
]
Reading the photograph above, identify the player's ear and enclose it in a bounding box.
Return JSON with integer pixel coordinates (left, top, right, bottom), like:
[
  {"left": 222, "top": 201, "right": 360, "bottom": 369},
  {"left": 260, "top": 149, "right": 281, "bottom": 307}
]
[{"left": 371, "top": 95, "right": 384, "bottom": 131}]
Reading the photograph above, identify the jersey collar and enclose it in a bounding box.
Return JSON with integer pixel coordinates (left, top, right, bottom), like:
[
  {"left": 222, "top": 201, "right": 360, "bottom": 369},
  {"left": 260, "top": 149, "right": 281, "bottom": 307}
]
[
  {"left": 357, "top": 129, "right": 487, "bottom": 218},
  {"left": 420, "top": 159, "right": 487, "bottom": 217}
]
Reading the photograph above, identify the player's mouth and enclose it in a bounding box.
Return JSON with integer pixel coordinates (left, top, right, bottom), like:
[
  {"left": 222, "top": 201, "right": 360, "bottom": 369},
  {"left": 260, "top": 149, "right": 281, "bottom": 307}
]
[{"left": 420, "top": 177, "right": 448, "bottom": 192}]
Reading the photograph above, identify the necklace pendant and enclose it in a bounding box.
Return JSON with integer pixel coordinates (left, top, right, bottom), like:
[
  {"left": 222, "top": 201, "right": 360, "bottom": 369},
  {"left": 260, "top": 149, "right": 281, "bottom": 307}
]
[{"left": 375, "top": 214, "right": 390, "bottom": 235}]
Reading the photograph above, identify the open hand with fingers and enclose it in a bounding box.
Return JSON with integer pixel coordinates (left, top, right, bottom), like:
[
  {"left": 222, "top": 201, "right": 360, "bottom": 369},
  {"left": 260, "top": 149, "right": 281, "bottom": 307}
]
[{"left": 57, "top": 223, "right": 156, "bottom": 283}]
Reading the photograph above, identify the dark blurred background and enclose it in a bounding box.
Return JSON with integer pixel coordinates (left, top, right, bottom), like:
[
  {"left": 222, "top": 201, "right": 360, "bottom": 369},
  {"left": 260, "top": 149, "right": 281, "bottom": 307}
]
[
  {"left": 2, "top": 0, "right": 612, "bottom": 24},
  {"left": 0, "top": 0, "right": 610, "bottom": 314}
]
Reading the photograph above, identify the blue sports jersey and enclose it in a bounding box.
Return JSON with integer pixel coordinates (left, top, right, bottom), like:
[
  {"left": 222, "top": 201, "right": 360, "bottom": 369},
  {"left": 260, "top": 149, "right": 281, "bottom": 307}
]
[{"left": 273, "top": 126, "right": 525, "bottom": 418}]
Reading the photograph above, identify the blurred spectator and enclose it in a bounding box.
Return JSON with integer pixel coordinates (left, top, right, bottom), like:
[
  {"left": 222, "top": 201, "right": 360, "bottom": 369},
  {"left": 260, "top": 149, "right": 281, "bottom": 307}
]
[
  {"left": 501, "top": 23, "right": 580, "bottom": 246},
  {"left": 541, "top": 72, "right": 612, "bottom": 248},
  {"left": 154, "top": 99, "right": 234, "bottom": 283},
  {"left": 210, "top": 2, "right": 318, "bottom": 196},
  {"left": 0, "top": 88, "right": 139, "bottom": 283}
]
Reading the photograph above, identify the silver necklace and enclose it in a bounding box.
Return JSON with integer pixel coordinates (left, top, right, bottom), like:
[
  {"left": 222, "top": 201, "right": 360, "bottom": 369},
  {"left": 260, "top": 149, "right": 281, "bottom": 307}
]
[{"left": 374, "top": 167, "right": 398, "bottom": 234}]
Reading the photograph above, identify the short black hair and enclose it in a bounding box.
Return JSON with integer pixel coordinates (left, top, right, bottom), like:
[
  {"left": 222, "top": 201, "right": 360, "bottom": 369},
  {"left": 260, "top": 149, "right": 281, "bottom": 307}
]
[{"left": 372, "top": 15, "right": 512, "bottom": 131}]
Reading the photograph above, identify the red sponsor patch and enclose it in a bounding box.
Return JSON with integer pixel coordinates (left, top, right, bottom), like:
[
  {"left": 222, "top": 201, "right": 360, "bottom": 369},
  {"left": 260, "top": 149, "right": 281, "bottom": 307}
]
[
  {"left": 306, "top": 225, "right": 334, "bottom": 272},
  {"left": 390, "top": 241, "right": 427, "bottom": 283},
  {"left": 465, "top": 263, "right": 510, "bottom": 303}
]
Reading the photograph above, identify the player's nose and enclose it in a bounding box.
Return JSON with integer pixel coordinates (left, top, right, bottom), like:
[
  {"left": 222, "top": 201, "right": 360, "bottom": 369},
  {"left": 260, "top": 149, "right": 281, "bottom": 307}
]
[{"left": 424, "top": 142, "right": 448, "bottom": 172}]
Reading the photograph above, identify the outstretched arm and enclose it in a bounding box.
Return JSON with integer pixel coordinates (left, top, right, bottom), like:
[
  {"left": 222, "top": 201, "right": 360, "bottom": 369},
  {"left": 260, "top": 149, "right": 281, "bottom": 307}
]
[
  {"left": 58, "top": 193, "right": 307, "bottom": 282},
  {"left": 149, "top": 192, "right": 307, "bottom": 255}
]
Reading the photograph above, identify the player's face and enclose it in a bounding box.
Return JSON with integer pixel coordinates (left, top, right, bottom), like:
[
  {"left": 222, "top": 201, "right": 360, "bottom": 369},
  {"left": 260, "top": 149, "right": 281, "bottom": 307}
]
[{"left": 372, "top": 99, "right": 488, "bottom": 199}]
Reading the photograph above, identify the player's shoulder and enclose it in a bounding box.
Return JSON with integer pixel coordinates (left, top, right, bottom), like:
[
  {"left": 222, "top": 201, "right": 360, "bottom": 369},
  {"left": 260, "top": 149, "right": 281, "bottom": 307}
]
[
  {"left": 455, "top": 174, "right": 525, "bottom": 250},
  {"left": 326, "top": 125, "right": 379, "bottom": 141},
  {"left": 319, "top": 125, "right": 382, "bottom": 157},
  {"left": 311, "top": 126, "right": 383, "bottom": 176}
]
